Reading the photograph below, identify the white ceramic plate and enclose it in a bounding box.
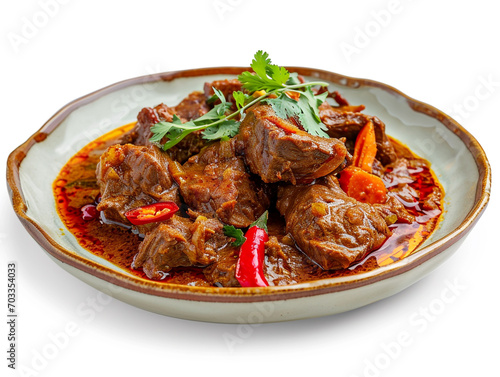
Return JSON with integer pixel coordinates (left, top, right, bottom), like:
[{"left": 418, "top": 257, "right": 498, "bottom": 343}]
[{"left": 7, "top": 67, "right": 491, "bottom": 323}]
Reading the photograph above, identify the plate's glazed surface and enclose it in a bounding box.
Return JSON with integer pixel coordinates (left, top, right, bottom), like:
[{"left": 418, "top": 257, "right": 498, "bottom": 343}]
[{"left": 6, "top": 67, "right": 491, "bottom": 323}]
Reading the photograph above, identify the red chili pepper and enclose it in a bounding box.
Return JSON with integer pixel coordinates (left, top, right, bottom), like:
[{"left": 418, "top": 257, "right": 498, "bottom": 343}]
[
  {"left": 81, "top": 204, "right": 98, "bottom": 221},
  {"left": 124, "top": 202, "right": 179, "bottom": 225},
  {"left": 235, "top": 211, "right": 269, "bottom": 287}
]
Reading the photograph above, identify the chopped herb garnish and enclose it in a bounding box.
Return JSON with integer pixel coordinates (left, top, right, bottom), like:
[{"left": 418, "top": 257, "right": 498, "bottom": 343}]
[{"left": 150, "top": 50, "right": 331, "bottom": 150}]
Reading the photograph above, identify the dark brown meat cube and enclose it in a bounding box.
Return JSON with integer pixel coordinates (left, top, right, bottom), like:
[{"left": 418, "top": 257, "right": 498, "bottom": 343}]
[
  {"left": 132, "top": 215, "right": 229, "bottom": 280},
  {"left": 203, "top": 247, "right": 240, "bottom": 287},
  {"left": 174, "top": 91, "right": 211, "bottom": 120},
  {"left": 121, "top": 91, "right": 210, "bottom": 163},
  {"left": 121, "top": 104, "right": 172, "bottom": 147},
  {"left": 276, "top": 175, "right": 391, "bottom": 270},
  {"left": 95, "top": 144, "right": 179, "bottom": 231},
  {"left": 174, "top": 139, "right": 270, "bottom": 228},
  {"left": 263, "top": 236, "right": 322, "bottom": 286},
  {"left": 132, "top": 216, "right": 192, "bottom": 279},
  {"left": 319, "top": 101, "right": 397, "bottom": 165},
  {"left": 238, "top": 104, "right": 348, "bottom": 184}
]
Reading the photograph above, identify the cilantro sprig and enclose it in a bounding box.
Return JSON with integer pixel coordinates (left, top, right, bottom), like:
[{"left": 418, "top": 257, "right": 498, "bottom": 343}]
[
  {"left": 238, "top": 50, "right": 291, "bottom": 92},
  {"left": 150, "top": 50, "right": 331, "bottom": 150}
]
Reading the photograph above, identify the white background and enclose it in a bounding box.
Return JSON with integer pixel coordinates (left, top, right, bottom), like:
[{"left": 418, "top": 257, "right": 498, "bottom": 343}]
[{"left": 1, "top": 1, "right": 498, "bottom": 376}]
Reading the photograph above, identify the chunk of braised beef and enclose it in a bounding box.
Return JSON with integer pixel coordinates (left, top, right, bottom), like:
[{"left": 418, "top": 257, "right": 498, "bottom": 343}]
[
  {"left": 238, "top": 104, "right": 348, "bottom": 184},
  {"left": 173, "top": 138, "right": 270, "bottom": 228},
  {"left": 132, "top": 217, "right": 192, "bottom": 280},
  {"left": 203, "top": 247, "right": 240, "bottom": 287},
  {"left": 175, "top": 91, "right": 211, "bottom": 120},
  {"left": 95, "top": 144, "right": 179, "bottom": 233},
  {"left": 121, "top": 91, "right": 209, "bottom": 163},
  {"left": 121, "top": 104, "right": 171, "bottom": 147},
  {"left": 276, "top": 175, "right": 391, "bottom": 270},
  {"left": 132, "top": 215, "right": 229, "bottom": 280},
  {"left": 319, "top": 101, "right": 397, "bottom": 165},
  {"left": 263, "top": 236, "right": 327, "bottom": 286}
]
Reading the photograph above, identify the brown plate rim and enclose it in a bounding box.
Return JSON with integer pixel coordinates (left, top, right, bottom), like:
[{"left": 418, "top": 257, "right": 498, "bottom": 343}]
[{"left": 6, "top": 66, "right": 492, "bottom": 303}]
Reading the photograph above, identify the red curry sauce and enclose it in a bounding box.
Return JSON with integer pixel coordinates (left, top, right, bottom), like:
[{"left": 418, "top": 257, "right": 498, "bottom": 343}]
[{"left": 53, "top": 124, "right": 444, "bottom": 286}]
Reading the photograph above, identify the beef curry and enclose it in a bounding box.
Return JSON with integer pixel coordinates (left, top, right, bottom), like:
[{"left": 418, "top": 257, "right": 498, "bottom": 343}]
[{"left": 53, "top": 56, "right": 443, "bottom": 288}]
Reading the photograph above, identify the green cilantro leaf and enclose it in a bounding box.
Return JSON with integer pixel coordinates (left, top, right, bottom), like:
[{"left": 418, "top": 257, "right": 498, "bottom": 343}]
[
  {"left": 233, "top": 91, "right": 253, "bottom": 110},
  {"left": 238, "top": 50, "right": 290, "bottom": 92},
  {"left": 286, "top": 72, "right": 301, "bottom": 86},
  {"left": 223, "top": 225, "right": 246, "bottom": 247},
  {"left": 250, "top": 50, "right": 272, "bottom": 79},
  {"left": 300, "top": 87, "right": 328, "bottom": 123},
  {"left": 238, "top": 71, "right": 281, "bottom": 92},
  {"left": 212, "top": 87, "right": 226, "bottom": 102},
  {"left": 202, "top": 120, "right": 240, "bottom": 140},
  {"left": 149, "top": 115, "right": 184, "bottom": 142},
  {"left": 263, "top": 95, "right": 302, "bottom": 120},
  {"left": 267, "top": 64, "right": 290, "bottom": 86},
  {"left": 206, "top": 93, "right": 218, "bottom": 105},
  {"left": 297, "top": 94, "right": 329, "bottom": 138},
  {"left": 194, "top": 100, "right": 231, "bottom": 124},
  {"left": 211, "top": 87, "right": 231, "bottom": 117},
  {"left": 263, "top": 91, "right": 329, "bottom": 138}
]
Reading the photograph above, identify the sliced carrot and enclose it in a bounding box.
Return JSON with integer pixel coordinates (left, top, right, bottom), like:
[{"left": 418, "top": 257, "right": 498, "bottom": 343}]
[
  {"left": 352, "top": 121, "right": 377, "bottom": 173},
  {"left": 338, "top": 166, "right": 387, "bottom": 204},
  {"left": 340, "top": 121, "right": 386, "bottom": 204}
]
